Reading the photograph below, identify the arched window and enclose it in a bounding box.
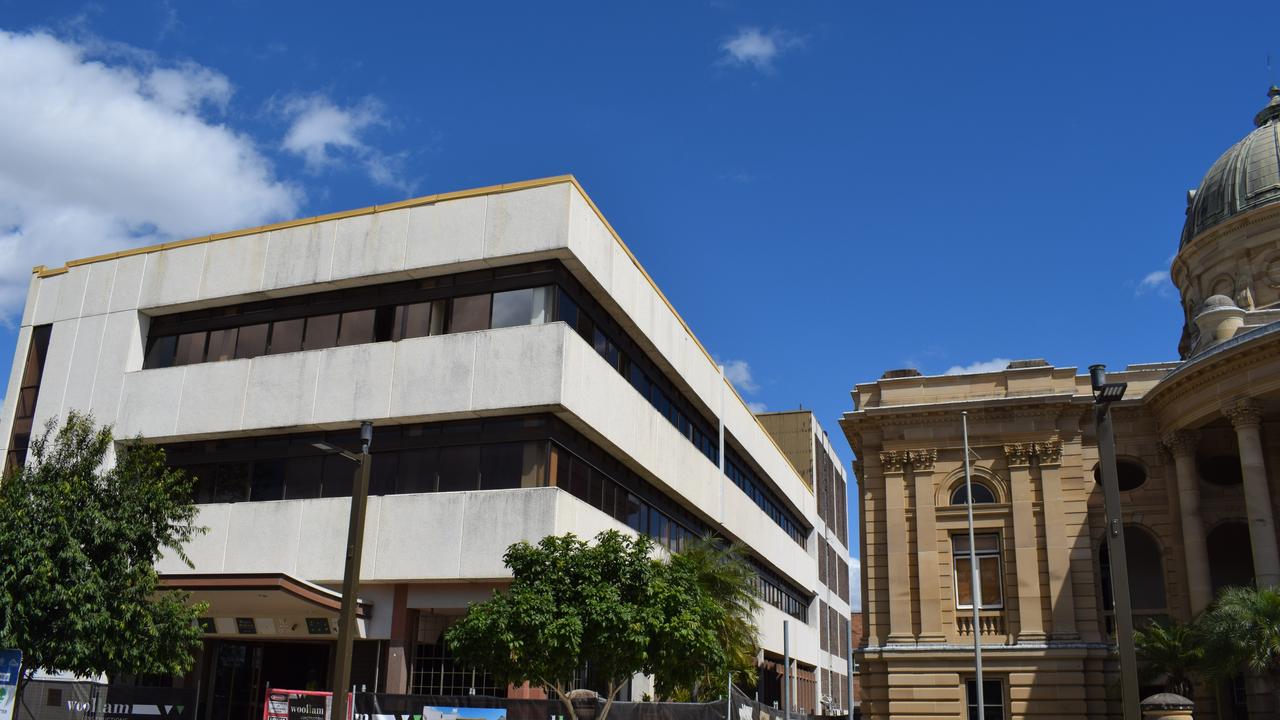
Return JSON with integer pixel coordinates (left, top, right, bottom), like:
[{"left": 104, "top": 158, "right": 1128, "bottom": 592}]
[
  {"left": 950, "top": 483, "right": 996, "bottom": 506},
  {"left": 1207, "top": 521, "right": 1254, "bottom": 593},
  {"left": 1101, "top": 527, "right": 1167, "bottom": 616}
]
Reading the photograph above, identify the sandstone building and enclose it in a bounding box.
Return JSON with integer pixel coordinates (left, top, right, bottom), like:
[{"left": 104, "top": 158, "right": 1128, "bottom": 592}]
[{"left": 841, "top": 88, "right": 1280, "bottom": 719}]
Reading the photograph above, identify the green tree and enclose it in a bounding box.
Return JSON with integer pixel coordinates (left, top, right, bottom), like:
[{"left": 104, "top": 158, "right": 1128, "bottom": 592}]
[
  {"left": 1133, "top": 620, "right": 1203, "bottom": 696},
  {"left": 651, "top": 536, "right": 760, "bottom": 700},
  {"left": 1198, "top": 586, "right": 1280, "bottom": 678},
  {"left": 0, "top": 412, "right": 205, "bottom": 706},
  {"left": 446, "top": 531, "right": 659, "bottom": 720}
]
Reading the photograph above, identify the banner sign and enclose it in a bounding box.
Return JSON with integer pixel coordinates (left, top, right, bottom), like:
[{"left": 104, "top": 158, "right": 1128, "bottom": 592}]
[
  {"left": 100, "top": 685, "right": 196, "bottom": 720},
  {"left": 265, "top": 689, "right": 333, "bottom": 720},
  {"left": 0, "top": 650, "right": 21, "bottom": 720}
]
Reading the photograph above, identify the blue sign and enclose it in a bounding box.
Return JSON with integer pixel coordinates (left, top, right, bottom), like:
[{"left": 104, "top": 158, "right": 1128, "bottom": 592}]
[{"left": 0, "top": 649, "right": 22, "bottom": 720}]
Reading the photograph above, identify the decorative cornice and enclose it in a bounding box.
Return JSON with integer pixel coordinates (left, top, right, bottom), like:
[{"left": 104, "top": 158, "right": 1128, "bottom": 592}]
[
  {"left": 909, "top": 448, "right": 937, "bottom": 471},
  {"left": 1161, "top": 430, "right": 1201, "bottom": 458},
  {"left": 1032, "top": 439, "right": 1063, "bottom": 464},
  {"left": 1224, "top": 398, "right": 1263, "bottom": 429},
  {"left": 878, "top": 448, "right": 937, "bottom": 472},
  {"left": 1002, "top": 439, "right": 1061, "bottom": 466},
  {"left": 879, "top": 450, "right": 909, "bottom": 472},
  {"left": 1003, "top": 443, "right": 1031, "bottom": 467},
  {"left": 852, "top": 459, "right": 865, "bottom": 481}
]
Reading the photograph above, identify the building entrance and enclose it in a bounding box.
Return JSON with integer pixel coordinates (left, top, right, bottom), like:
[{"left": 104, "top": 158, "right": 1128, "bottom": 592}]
[{"left": 204, "top": 641, "right": 331, "bottom": 720}]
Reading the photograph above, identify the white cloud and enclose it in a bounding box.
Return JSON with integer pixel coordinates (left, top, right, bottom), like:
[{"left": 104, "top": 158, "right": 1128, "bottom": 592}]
[
  {"left": 747, "top": 401, "right": 768, "bottom": 413},
  {"left": 722, "top": 359, "right": 760, "bottom": 393},
  {"left": 1135, "top": 269, "right": 1174, "bottom": 297},
  {"left": 278, "top": 94, "right": 416, "bottom": 195},
  {"left": 943, "top": 358, "right": 1011, "bottom": 375},
  {"left": 718, "top": 27, "right": 804, "bottom": 72},
  {"left": 0, "top": 29, "right": 300, "bottom": 321},
  {"left": 849, "top": 556, "right": 862, "bottom": 612}
]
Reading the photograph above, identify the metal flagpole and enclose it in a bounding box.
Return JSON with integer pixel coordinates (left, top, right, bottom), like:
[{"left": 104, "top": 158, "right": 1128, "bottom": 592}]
[
  {"left": 961, "top": 411, "right": 984, "bottom": 719},
  {"left": 783, "top": 620, "right": 791, "bottom": 720}
]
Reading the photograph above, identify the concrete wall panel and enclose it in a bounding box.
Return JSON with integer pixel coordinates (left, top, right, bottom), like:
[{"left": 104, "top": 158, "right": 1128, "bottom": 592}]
[
  {"left": 61, "top": 313, "right": 107, "bottom": 416},
  {"left": 469, "top": 324, "right": 564, "bottom": 412},
  {"left": 200, "top": 232, "right": 268, "bottom": 300},
  {"left": 92, "top": 311, "right": 143, "bottom": 424},
  {"left": 312, "top": 343, "right": 396, "bottom": 426},
  {"left": 404, "top": 196, "right": 487, "bottom": 273},
  {"left": 262, "top": 223, "right": 335, "bottom": 292},
  {"left": 53, "top": 266, "right": 90, "bottom": 322},
  {"left": 139, "top": 244, "right": 206, "bottom": 308},
  {"left": 174, "top": 360, "right": 251, "bottom": 436},
  {"left": 387, "top": 333, "right": 477, "bottom": 419},
  {"left": 117, "top": 366, "right": 185, "bottom": 438},
  {"left": 483, "top": 184, "right": 570, "bottom": 260},
  {"left": 242, "top": 351, "right": 323, "bottom": 431},
  {"left": 108, "top": 254, "right": 147, "bottom": 314}
]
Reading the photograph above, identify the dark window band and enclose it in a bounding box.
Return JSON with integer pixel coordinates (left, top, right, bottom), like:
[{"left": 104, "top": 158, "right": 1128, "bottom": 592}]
[{"left": 143, "top": 260, "right": 808, "bottom": 547}]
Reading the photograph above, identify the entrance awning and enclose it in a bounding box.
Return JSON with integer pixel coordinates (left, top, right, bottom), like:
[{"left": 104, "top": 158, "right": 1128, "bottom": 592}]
[{"left": 159, "top": 573, "right": 371, "bottom": 638}]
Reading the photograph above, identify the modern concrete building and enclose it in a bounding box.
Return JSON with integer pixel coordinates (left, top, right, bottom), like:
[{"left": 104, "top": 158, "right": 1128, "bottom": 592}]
[
  {"left": 757, "top": 411, "right": 855, "bottom": 714},
  {"left": 841, "top": 88, "right": 1280, "bottom": 719},
  {"left": 0, "top": 177, "right": 850, "bottom": 719}
]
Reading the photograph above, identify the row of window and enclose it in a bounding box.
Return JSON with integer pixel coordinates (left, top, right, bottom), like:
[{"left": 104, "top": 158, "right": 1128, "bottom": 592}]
[
  {"left": 143, "top": 258, "right": 808, "bottom": 551},
  {"left": 725, "top": 453, "right": 807, "bottom": 545},
  {"left": 750, "top": 559, "right": 810, "bottom": 622},
  {"left": 557, "top": 288, "right": 720, "bottom": 465},
  {"left": 161, "top": 414, "right": 813, "bottom": 621},
  {"left": 145, "top": 286, "right": 553, "bottom": 368}
]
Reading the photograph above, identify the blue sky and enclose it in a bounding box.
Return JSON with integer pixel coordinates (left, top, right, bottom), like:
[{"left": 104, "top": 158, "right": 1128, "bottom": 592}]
[{"left": 2, "top": 1, "right": 1279, "bottom": 590}]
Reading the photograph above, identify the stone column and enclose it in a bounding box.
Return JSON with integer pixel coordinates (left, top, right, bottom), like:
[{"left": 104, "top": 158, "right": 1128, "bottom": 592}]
[
  {"left": 1224, "top": 399, "right": 1280, "bottom": 588},
  {"left": 1162, "top": 430, "right": 1213, "bottom": 613},
  {"left": 909, "top": 449, "right": 943, "bottom": 643},
  {"left": 1140, "top": 693, "right": 1195, "bottom": 720},
  {"left": 881, "top": 450, "right": 914, "bottom": 643},
  {"left": 1034, "top": 440, "right": 1077, "bottom": 638},
  {"left": 1005, "top": 443, "right": 1046, "bottom": 642}
]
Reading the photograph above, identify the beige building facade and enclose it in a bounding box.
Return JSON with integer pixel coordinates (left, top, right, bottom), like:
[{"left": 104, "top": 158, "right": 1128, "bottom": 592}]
[{"left": 841, "top": 89, "right": 1280, "bottom": 719}]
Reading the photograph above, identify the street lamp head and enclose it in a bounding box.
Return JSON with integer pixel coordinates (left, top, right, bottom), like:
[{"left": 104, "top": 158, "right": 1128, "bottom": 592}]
[
  {"left": 311, "top": 441, "right": 338, "bottom": 453},
  {"left": 1090, "top": 364, "right": 1127, "bottom": 404},
  {"left": 360, "top": 421, "right": 373, "bottom": 454}
]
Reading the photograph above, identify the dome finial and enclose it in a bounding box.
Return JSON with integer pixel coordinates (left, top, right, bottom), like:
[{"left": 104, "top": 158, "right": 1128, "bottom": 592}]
[{"left": 1254, "top": 85, "right": 1280, "bottom": 126}]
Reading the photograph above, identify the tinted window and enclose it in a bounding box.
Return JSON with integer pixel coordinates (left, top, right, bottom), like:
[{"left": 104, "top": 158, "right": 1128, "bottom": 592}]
[
  {"left": 303, "top": 314, "right": 339, "bottom": 351},
  {"left": 395, "top": 302, "right": 433, "bottom": 340},
  {"left": 438, "top": 445, "right": 480, "bottom": 492},
  {"left": 321, "top": 455, "right": 353, "bottom": 497},
  {"left": 206, "top": 328, "right": 238, "bottom": 362},
  {"left": 338, "top": 309, "right": 375, "bottom": 346},
  {"left": 398, "top": 448, "right": 438, "bottom": 494},
  {"left": 951, "top": 483, "right": 997, "bottom": 505},
  {"left": 251, "top": 460, "right": 286, "bottom": 501},
  {"left": 479, "top": 442, "right": 523, "bottom": 490},
  {"left": 174, "top": 332, "right": 206, "bottom": 366},
  {"left": 285, "top": 457, "right": 322, "bottom": 499},
  {"left": 370, "top": 452, "right": 399, "bottom": 495},
  {"left": 236, "top": 324, "right": 269, "bottom": 359},
  {"left": 449, "top": 295, "right": 491, "bottom": 333},
  {"left": 269, "top": 319, "right": 304, "bottom": 354},
  {"left": 491, "top": 288, "right": 535, "bottom": 329},
  {"left": 145, "top": 336, "right": 177, "bottom": 368}
]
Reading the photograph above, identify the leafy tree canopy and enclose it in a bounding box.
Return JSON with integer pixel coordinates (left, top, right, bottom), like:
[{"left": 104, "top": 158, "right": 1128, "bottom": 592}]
[
  {"left": 0, "top": 412, "right": 205, "bottom": 700},
  {"left": 446, "top": 531, "right": 760, "bottom": 720}
]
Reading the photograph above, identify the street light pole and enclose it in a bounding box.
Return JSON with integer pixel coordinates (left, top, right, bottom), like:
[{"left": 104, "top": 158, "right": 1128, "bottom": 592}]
[
  {"left": 1090, "top": 365, "right": 1139, "bottom": 720},
  {"left": 328, "top": 421, "right": 373, "bottom": 720}
]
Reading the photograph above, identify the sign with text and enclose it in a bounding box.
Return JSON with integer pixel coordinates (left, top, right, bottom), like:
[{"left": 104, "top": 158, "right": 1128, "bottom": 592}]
[
  {"left": 265, "top": 689, "right": 333, "bottom": 720},
  {"left": 0, "top": 650, "right": 21, "bottom": 720}
]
